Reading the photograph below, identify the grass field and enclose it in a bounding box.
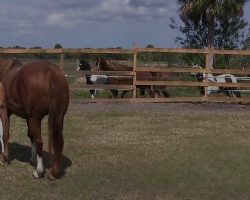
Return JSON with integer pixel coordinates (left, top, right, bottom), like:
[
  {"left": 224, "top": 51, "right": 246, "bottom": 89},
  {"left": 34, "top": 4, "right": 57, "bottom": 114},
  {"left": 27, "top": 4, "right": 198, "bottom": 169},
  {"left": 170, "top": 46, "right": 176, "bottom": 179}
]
[{"left": 1, "top": 102, "right": 250, "bottom": 200}]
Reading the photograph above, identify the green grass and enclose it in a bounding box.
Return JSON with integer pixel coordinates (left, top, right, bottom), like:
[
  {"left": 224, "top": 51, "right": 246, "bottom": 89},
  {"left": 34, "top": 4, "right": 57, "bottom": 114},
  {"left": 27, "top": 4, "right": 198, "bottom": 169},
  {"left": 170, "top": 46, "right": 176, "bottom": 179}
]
[{"left": 1, "top": 103, "right": 250, "bottom": 199}]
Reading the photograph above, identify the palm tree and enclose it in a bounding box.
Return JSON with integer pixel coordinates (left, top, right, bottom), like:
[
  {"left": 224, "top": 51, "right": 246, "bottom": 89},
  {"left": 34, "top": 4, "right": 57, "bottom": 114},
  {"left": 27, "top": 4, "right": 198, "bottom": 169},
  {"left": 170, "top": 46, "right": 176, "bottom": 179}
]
[{"left": 178, "top": 0, "right": 249, "bottom": 67}]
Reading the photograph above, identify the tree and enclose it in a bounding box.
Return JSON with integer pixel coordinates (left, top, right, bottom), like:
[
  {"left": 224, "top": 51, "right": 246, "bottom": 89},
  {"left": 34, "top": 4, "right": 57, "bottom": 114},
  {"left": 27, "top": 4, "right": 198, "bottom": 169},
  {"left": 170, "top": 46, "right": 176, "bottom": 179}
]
[
  {"left": 170, "top": 16, "right": 248, "bottom": 67},
  {"left": 146, "top": 44, "right": 154, "bottom": 48},
  {"left": 177, "top": 0, "right": 249, "bottom": 67},
  {"left": 54, "top": 43, "right": 63, "bottom": 49}
]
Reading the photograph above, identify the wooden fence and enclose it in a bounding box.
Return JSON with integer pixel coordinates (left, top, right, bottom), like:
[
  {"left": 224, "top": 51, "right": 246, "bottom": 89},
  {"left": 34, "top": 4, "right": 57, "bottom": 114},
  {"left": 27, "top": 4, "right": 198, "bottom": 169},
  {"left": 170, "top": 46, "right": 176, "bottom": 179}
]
[{"left": 1, "top": 47, "right": 250, "bottom": 103}]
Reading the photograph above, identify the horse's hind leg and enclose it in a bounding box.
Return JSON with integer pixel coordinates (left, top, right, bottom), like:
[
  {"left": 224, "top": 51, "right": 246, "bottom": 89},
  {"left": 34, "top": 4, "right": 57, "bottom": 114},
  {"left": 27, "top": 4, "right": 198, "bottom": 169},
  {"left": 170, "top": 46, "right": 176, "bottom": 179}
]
[
  {"left": 89, "top": 90, "right": 95, "bottom": 99},
  {"left": 139, "top": 87, "right": 146, "bottom": 97},
  {"left": 121, "top": 90, "right": 128, "bottom": 98},
  {"left": 161, "top": 89, "right": 170, "bottom": 98},
  {"left": 48, "top": 120, "right": 64, "bottom": 180},
  {"left": 26, "top": 120, "right": 37, "bottom": 164},
  {"left": 110, "top": 89, "right": 118, "bottom": 98},
  {"left": 0, "top": 111, "right": 10, "bottom": 166},
  {"left": 28, "top": 118, "right": 45, "bottom": 178}
]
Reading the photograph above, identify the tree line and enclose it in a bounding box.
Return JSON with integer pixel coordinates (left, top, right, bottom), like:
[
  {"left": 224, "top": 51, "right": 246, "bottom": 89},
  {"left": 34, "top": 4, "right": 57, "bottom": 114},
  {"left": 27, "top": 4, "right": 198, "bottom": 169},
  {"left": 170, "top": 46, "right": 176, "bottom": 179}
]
[{"left": 0, "top": 44, "right": 181, "bottom": 66}]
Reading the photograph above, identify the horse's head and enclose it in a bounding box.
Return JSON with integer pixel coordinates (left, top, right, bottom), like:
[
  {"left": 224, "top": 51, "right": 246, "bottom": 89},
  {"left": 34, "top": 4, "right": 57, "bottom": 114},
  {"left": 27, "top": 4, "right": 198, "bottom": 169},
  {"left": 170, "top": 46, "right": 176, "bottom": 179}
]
[{"left": 76, "top": 59, "right": 91, "bottom": 71}]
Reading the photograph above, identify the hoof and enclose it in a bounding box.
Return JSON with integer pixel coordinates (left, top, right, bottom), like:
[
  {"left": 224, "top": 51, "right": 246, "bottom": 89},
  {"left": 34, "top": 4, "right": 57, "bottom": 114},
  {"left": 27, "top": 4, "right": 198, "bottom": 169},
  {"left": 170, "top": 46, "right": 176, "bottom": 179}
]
[
  {"left": 47, "top": 173, "right": 57, "bottom": 181},
  {"left": 0, "top": 159, "right": 9, "bottom": 166},
  {"left": 32, "top": 170, "right": 45, "bottom": 179}
]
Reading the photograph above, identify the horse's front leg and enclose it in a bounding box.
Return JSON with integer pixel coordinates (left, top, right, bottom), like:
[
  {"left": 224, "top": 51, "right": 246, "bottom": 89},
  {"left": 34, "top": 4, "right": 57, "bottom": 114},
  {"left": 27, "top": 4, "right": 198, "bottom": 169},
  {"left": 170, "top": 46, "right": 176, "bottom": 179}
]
[{"left": 28, "top": 118, "right": 45, "bottom": 178}]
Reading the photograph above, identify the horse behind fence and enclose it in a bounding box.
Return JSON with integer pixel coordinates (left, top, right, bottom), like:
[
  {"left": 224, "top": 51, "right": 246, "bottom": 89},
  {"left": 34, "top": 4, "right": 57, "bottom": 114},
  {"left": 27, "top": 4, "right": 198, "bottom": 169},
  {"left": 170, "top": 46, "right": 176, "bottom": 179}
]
[
  {"left": 76, "top": 59, "right": 107, "bottom": 98},
  {"left": 96, "top": 58, "right": 170, "bottom": 98},
  {"left": 192, "top": 65, "right": 241, "bottom": 98}
]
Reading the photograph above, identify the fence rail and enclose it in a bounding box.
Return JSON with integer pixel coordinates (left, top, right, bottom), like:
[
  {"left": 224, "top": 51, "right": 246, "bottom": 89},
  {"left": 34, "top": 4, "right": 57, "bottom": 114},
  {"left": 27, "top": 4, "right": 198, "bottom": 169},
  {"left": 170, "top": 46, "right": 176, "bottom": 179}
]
[{"left": 1, "top": 47, "right": 250, "bottom": 103}]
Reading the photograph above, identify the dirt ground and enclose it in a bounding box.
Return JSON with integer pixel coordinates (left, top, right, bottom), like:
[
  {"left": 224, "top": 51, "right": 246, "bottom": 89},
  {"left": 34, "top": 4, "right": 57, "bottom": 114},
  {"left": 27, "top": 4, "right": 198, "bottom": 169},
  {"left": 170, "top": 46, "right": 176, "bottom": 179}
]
[{"left": 69, "top": 101, "right": 250, "bottom": 114}]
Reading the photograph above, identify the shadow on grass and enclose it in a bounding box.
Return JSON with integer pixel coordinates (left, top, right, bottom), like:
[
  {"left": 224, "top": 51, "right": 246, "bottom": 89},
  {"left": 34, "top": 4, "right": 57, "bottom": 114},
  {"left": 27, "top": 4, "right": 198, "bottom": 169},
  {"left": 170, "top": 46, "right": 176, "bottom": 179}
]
[{"left": 8, "top": 142, "right": 72, "bottom": 178}]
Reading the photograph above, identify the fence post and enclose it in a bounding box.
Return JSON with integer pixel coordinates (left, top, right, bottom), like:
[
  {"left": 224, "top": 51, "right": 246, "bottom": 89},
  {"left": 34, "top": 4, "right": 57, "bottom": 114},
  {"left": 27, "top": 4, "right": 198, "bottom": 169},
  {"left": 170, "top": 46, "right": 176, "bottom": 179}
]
[
  {"left": 204, "top": 51, "right": 210, "bottom": 101},
  {"left": 132, "top": 44, "right": 137, "bottom": 99},
  {"left": 60, "top": 53, "right": 64, "bottom": 70}
]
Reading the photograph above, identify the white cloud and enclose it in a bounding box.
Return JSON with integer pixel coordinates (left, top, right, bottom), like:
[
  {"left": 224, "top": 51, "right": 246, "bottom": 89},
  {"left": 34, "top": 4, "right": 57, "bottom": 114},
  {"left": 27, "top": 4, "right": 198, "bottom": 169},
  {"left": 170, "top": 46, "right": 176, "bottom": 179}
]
[
  {"left": 0, "top": 0, "right": 177, "bottom": 28},
  {"left": 46, "top": 13, "right": 65, "bottom": 26},
  {"left": 0, "top": 0, "right": 179, "bottom": 46}
]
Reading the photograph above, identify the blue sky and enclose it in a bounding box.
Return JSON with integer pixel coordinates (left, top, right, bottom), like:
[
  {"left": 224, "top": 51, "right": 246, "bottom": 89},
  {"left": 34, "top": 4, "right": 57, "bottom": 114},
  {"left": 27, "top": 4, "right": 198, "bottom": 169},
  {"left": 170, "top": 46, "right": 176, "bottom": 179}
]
[{"left": 0, "top": 0, "right": 250, "bottom": 49}]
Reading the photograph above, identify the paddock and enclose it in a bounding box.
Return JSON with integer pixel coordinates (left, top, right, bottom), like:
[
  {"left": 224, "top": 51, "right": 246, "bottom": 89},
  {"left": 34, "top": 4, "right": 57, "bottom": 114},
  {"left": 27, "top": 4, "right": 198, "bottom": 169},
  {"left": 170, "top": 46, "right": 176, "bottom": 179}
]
[
  {"left": 2, "top": 47, "right": 250, "bottom": 103},
  {"left": 1, "top": 47, "right": 250, "bottom": 199},
  {"left": 1, "top": 102, "right": 250, "bottom": 200}
]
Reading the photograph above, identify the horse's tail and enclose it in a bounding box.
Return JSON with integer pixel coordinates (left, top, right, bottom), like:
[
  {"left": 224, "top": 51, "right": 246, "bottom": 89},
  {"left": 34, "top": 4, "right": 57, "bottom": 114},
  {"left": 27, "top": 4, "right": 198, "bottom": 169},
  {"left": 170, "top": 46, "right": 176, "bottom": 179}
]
[{"left": 48, "top": 84, "right": 69, "bottom": 158}]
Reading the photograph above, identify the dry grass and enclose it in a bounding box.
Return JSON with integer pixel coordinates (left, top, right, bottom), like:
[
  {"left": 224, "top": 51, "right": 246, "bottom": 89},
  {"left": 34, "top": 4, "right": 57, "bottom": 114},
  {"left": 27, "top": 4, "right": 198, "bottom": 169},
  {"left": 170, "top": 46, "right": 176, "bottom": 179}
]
[{"left": 1, "top": 102, "right": 250, "bottom": 200}]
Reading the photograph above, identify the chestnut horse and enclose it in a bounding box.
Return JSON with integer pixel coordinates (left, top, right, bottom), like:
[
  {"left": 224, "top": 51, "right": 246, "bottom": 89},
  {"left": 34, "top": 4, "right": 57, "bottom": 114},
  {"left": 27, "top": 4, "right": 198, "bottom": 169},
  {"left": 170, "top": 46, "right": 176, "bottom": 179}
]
[
  {"left": 96, "top": 58, "right": 169, "bottom": 98},
  {"left": 0, "top": 60, "right": 69, "bottom": 180}
]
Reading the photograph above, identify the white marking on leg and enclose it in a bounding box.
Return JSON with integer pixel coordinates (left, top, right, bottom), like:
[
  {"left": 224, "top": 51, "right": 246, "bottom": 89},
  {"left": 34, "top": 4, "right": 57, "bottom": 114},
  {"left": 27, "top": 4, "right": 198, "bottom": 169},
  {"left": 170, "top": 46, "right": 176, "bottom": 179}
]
[
  {"left": 33, "top": 155, "right": 44, "bottom": 178},
  {"left": 0, "top": 119, "right": 4, "bottom": 153}
]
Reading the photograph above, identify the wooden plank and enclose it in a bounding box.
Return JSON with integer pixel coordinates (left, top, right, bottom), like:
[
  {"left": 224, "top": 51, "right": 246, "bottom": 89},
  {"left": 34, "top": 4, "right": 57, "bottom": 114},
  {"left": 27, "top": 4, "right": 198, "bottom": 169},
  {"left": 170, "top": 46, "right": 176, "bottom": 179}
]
[
  {"left": 70, "top": 96, "right": 250, "bottom": 104},
  {"left": 70, "top": 97, "right": 206, "bottom": 103},
  {"left": 133, "top": 45, "right": 137, "bottom": 98},
  {"left": 70, "top": 98, "right": 134, "bottom": 103},
  {"left": 70, "top": 85, "right": 135, "bottom": 90},
  {"left": 136, "top": 80, "right": 203, "bottom": 87},
  {"left": 206, "top": 97, "right": 249, "bottom": 103},
  {"left": 60, "top": 53, "right": 64, "bottom": 69},
  {"left": 71, "top": 71, "right": 134, "bottom": 76},
  {"left": 207, "top": 49, "right": 250, "bottom": 56},
  {"left": 0, "top": 48, "right": 62, "bottom": 54},
  {"left": 131, "top": 97, "right": 206, "bottom": 103},
  {"left": 0, "top": 48, "right": 133, "bottom": 54},
  {"left": 0, "top": 47, "right": 250, "bottom": 56},
  {"left": 204, "top": 53, "right": 209, "bottom": 99},
  {"left": 135, "top": 48, "right": 206, "bottom": 54},
  {"left": 208, "top": 69, "right": 250, "bottom": 75},
  {"left": 135, "top": 47, "right": 250, "bottom": 56},
  {"left": 135, "top": 80, "right": 250, "bottom": 88},
  {"left": 62, "top": 48, "right": 133, "bottom": 54},
  {"left": 136, "top": 67, "right": 203, "bottom": 73},
  {"left": 136, "top": 67, "right": 250, "bottom": 75}
]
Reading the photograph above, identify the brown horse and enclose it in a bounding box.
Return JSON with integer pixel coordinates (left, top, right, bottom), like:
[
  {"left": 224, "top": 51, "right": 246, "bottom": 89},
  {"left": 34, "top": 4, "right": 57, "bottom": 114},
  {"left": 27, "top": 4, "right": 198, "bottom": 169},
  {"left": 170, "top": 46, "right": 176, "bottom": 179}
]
[
  {"left": 0, "top": 60, "right": 69, "bottom": 180},
  {"left": 96, "top": 58, "right": 169, "bottom": 98}
]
